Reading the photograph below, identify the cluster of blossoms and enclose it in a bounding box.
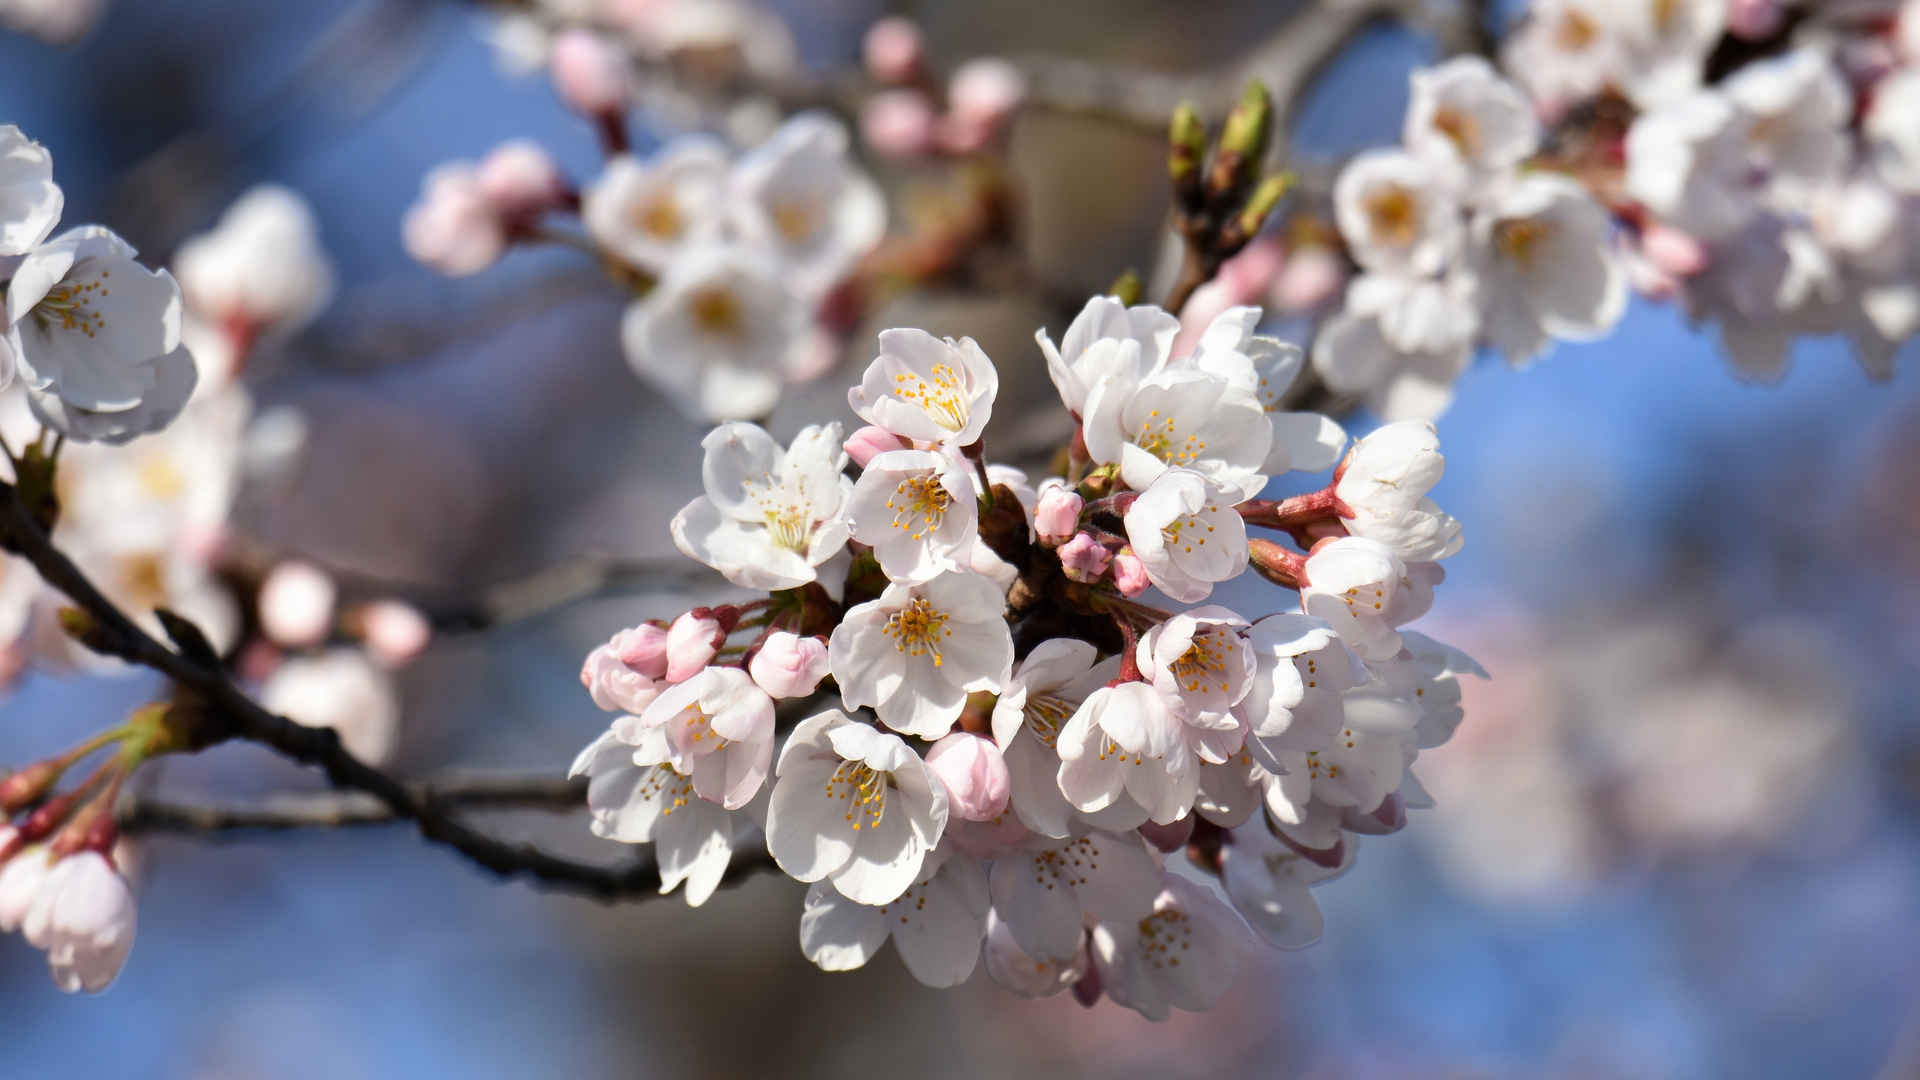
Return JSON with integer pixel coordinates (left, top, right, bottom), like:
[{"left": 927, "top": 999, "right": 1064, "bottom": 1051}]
[
  {"left": 1311, "top": 57, "right": 1628, "bottom": 419},
  {"left": 483, "top": 0, "right": 797, "bottom": 97},
  {"left": 404, "top": 83, "right": 883, "bottom": 420},
  {"left": 0, "top": 0, "right": 106, "bottom": 45},
  {"left": 572, "top": 293, "right": 1484, "bottom": 1017},
  {"left": 1505, "top": 0, "right": 1920, "bottom": 379}
]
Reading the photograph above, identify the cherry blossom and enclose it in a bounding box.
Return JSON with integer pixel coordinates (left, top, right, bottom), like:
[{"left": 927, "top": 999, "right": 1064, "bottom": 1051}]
[
  {"left": 0, "top": 125, "right": 62, "bottom": 258},
  {"left": 583, "top": 139, "right": 729, "bottom": 272},
  {"left": 1120, "top": 469, "right": 1249, "bottom": 603},
  {"left": 670, "top": 421, "right": 852, "bottom": 591},
  {"left": 828, "top": 571, "right": 1012, "bottom": 740},
  {"left": 991, "top": 639, "right": 1115, "bottom": 838},
  {"left": 797, "top": 845, "right": 988, "bottom": 987},
  {"left": 1090, "top": 874, "right": 1251, "bottom": 1020},
  {"left": 846, "top": 328, "right": 998, "bottom": 447},
  {"left": 729, "top": 112, "right": 885, "bottom": 300},
  {"left": 1333, "top": 420, "right": 1463, "bottom": 562},
  {"left": 616, "top": 666, "right": 775, "bottom": 810},
  {"left": 987, "top": 828, "right": 1161, "bottom": 962},
  {"left": 621, "top": 245, "right": 803, "bottom": 421},
  {"left": 845, "top": 448, "right": 978, "bottom": 583},
  {"left": 570, "top": 728, "right": 749, "bottom": 906}
]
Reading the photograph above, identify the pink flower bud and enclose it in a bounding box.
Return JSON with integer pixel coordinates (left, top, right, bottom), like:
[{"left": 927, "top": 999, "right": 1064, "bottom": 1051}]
[
  {"left": 361, "top": 600, "right": 432, "bottom": 669},
  {"left": 948, "top": 57, "right": 1026, "bottom": 129},
  {"left": 1726, "top": 0, "right": 1785, "bottom": 40},
  {"left": 258, "top": 560, "right": 336, "bottom": 649},
  {"left": 477, "top": 140, "right": 569, "bottom": 220},
  {"left": 924, "top": 732, "right": 1010, "bottom": 822},
  {"left": 580, "top": 644, "right": 658, "bottom": 714},
  {"left": 1272, "top": 244, "right": 1347, "bottom": 313},
  {"left": 862, "top": 16, "right": 924, "bottom": 85},
  {"left": 1170, "top": 280, "right": 1234, "bottom": 357},
  {"left": 860, "top": 90, "right": 937, "bottom": 159},
  {"left": 1058, "top": 532, "right": 1112, "bottom": 583},
  {"left": 748, "top": 631, "right": 830, "bottom": 699},
  {"left": 665, "top": 610, "right": 722, "bottom": 682},
  {"left": 1138, "top": 816, "right": 1193, "bottom": 853},
  {"left": 1033, "top": 482, "right": 1084, "bottom": 542},
  {"left": 1113, "top": 550, "right": 1150, "bottom": 596},
  {"left": 402, "top": 165, "right": 506, "bottom": 277},
  {"left": 549, "top": 29, "right": 629, "bottom": 119},
  {"left": 1640, "top": 222, "right": 1710, "bottom": 278},
  {"left": 1218, "top": 237, "right": 1284, "bottom": 302},
  {"left": 843, "top": 424, "right": 907, "bottom": 468},
  {"left": 611, "top": 623, "right": 670, "bottom": 679}
]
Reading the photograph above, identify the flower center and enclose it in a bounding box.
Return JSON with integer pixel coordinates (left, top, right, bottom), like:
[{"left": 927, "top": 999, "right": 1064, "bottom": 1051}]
[
  {"left": 1555, "top": 9, "right": 1598, "bottom": 50},
  {"left": 689, "top": 286, "right": 745, "bottom": 338},
  {"left": 118, "top": 552, "right": 169, "bottom": 612},
  {"left": 1431, "top": 105, "right": 1480, "bottom": 157},
  {"left": 770, "top": 198, "right": 822, "bottom": 244},
  {"left": 1363, "top": 184, "right": 1421, "bottom": 249},
  {"left": 882, "top": 596, "right": 951, "bottom": 666},
  {"left": 680, "top": 707, "right": 728, "bottom": 751},
  {"left": 884, "top": 473, "right": 952, "bottom": 540},
  {"left": 138, "top": 456, "right": 186, "bottom": 500},
  {"left": 891, "top": 363, "right": 970, "bottom": 431},
  {"left": 1023, "top": 693, "right": 1076, "bottom": 749},
  {"left": 32, "top": 268, "right": 111, "bottom": 338},
  {"left": 1340, "top": 584, "right": 1388, "bottom": 613},
  {"left": 1136, "top": 908, "right": 1194, "bottom": 970},
  {"left": 825, "top": 760, "right": 887, "bottom": 831},
  {"left": 1171, "top": 630, "right": 1233, "bottom": 695},
  {"left": 635, "top": 194, "right": 684, "bottom": 240},
  {"left": 1493, "top": 218, "right": 1550, "bottom": 267},
  {"left": 637, "top": 764, "right": 696, "bottom": 816},
  {"left": 1133, "top": 409, "right": 1205, "bottom": 467},
  {"left": 1161, "top": 511, "right": 1216, "bottom": 556}
]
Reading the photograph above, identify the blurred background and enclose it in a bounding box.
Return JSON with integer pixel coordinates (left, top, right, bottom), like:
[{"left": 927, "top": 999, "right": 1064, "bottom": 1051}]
[{"left": 1, "top": 0, "right": 1917, "bottom": 1076}]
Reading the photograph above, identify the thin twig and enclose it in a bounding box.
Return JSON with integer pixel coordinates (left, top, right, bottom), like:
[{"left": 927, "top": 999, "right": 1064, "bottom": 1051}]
[
  {"left": 120, "top": 772, "right": 589, "bottom": 833},
  {"left": 0, "top": 481, "right": 771, "bottom": 902}
]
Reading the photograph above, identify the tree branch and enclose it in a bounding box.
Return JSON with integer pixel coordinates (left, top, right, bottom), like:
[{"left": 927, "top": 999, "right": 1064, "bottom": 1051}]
[
  {"left": 120, "top": 772, "right": 589, "bottom": 833},
  {"left": 0, "top": 481, "right": 774, "bottom": 903}
]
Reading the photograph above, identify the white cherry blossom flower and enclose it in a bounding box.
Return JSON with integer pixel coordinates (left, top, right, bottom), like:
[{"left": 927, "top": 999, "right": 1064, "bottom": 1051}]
[
  {"left": 1311, "top": 306, "right": 1470, "bottom": 422},
  {"left": 1350, "top": 630, "right": 1487, "bottom": 751},
  {"left": 1056, "top": 680, "right": 1195, "bottom": 826},
  {"left": 1333, "top": 420, "right": 1464, "bottom": 562},
  {"left": 1253, "top": 723, "right": 1410, "bottom": 818},
  {"left": 1091, "top": 873, "right": 1250, "bottom": 1020},
  {"left": 991, "top": 639, "right": 1115, "bottom": 838},
  {"left": 1220, "top": 819, "right": 1351, "bottom": 950},
  {"left": 988, "top": 829, "right": 1161, "bottom": 962},
  {"left": 1035, "top": 294, "right": 1178, "bottom": 416},
  {"left": 1469, "top": 174, "right": 1627, "bottom": 365},
  {"left": 0, "top": 845, "right": 53, "bottom": 931},
  {"left": 983, "top": 909, "right": 1088, "bottom": 997},
  {"left": 1501, "top": 0, "right": 1626, "bottom": 117},
  {"left": 1082, "top": 365, "right": 1271, "bottom": 502},
  {"left": 670, "top": 421, "right": 852, "bottom": 590},
  {"left": 583, "top": 139, "right": 729, "bottom": 272},
  {"left": 730, "top": 112, "right": 885, "bottom": 299},
  {"left": 1345, "top": 269, "right": 1480, "bottom": 357},
  {"left": 1606, "top": 0, "right": 1725, "bottom": 109},
  {"left": 1120, "top": 469, "right": 1249, "bottom": 603},
  {"left": 0, "top": 125, "right": 62, "bottom": 258},
  {"left": 570, "top": 728, "right": 747, "bottom": 906},
  {"left": 260, "top": 649, "right": 402, "bottom": 766},
  {"left": 1238, "top": 336, "right": 1347, "bottom": 474},
  {"left": 1135, "top": 605, "right": 1254, "bottom": 730},
  {"left": 847, "top": 328, "right": 998, "bottom": 447},
  {"left": 581, "top": 639, "right": 660, "bottom": 715},
  {"left": 401, "top": 162, "right": 507, "bottom": 276},
  {"left": 1236, "top": 613, "right": 1366, "bottom": 748},
  {"left": 1299, "top": 537, "right": 1439, "bottom": 661},
  {"left": 173, "top": 185, "right": 334, "bottom": 338},
  {"left": 616, "top": 666, "right": 775, "bottom": 810},
  {"left": 8, "top": 226, "right": 196, "bottom": 444},
  {"left": 21, "top": 852, "right": 136, "bottom": 994},
  {"left": 1333, "top": 149, "right": 1462, "bottom": 276},
  {"left": 765, "top": 709, "right": 950, "bottom": 904},
  {"left": 1404, "top": 57, "right": 1539, "bottom": 178},
  {"left": 621, "top": 245, "right": 803, "bottom": 421},
  {"left": 798, "top": 845, "right": 988, "bottom": 987},
  {"left": 1625, "top": 90, "right": 1755, "bottom": 243},
  {"left": 845, "top": 448, "right": 977, "bottom": 583},
  {"left": 1721, "top": 49, "right": 1852, "bottom": 208},
  {"left": 829, "top": 571, "right": 1012, "bottom": 740}
]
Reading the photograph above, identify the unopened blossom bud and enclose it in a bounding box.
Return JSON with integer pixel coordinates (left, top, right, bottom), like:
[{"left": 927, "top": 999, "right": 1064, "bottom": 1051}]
[
  {"left": 862, "top": 16, "right": 924, "bottom": 85},
  {"left": 1640, "top": 223, "right": 1710, "bottom": 278},
  {"left": 1058, "top": 532, "right": 1112, "bottom": 583},
  {"left": 0, "top": 844, "right": 52, "bottom": 931},
  {"left": 939, "top": 58, "right": 1027, "bottom": 153},
  {"left": 1272, "top": 244, "right": 1346, "bottom": 313},
  {"left": 860, "top": 90, "right": 937, "bottom": 159},
  {"left": 924, "top": 732, "right": 1010, "bottom": 821},
  {"left": 360, "top": 600, "right": 432, "bottom": 669},
  {"left": 611, "top": 623, "right": 670, "bottom": 680},
  {"left": 1726, "top": 0, "right": 1785, "bottom": 40},
  {"left": 1112, "top": 549, "right": 1150, "bottom": 596},
  {"left": 666, "top": 610, "right": 723, "bottom": 682},
  {"left": 262, "top": 650, "right": 401, "bottom": 766},
  {"left": 258, "top": 560, "right": 337, "bottom": 649},
  {"left": 0, "top": 760, "right": 65, "bottom": 814},
  {"left": 748, "top": 631, "right": 830, "bottom": 699},
  {"left": 402, "top": 165, "right": 506, "bottom": 277},
  {"left": 24, "top": 851, "right": 137, "bottom": 993},
  {"left": 477, "top": 140, "right": 570, "bottom": 220},
  {"left": 843, "top": 424, "right": 907, "bottom": 468},
  {"left": 1033, "top": 483, "right": 1084, "bottom": 542},
  {"left": 549, "top": 29, "right": 629, "bottom": 120}
]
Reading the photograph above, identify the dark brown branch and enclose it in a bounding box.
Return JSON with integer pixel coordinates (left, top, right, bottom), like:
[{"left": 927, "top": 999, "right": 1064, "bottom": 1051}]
[
  {"left": 120, "top": 772, "right": 589, "bottom": 833},
  {"left": 0, "top": 481, "right": 773, "bottom": 903}
]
